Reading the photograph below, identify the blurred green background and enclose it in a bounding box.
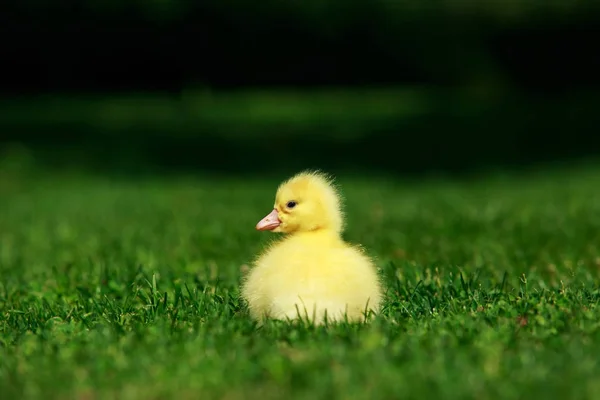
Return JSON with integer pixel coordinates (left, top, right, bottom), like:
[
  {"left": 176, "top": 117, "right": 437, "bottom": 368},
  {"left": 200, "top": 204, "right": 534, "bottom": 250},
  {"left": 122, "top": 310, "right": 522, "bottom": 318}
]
[{"left": 1, "top": 0, "right": 599, "bottom": 176}]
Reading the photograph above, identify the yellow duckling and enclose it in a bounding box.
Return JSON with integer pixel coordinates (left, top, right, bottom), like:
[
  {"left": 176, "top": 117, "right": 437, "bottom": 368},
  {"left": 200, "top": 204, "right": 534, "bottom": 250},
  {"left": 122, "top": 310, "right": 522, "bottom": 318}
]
[{"left": 241, "top": 170, "right": 382, "bottom": 325}]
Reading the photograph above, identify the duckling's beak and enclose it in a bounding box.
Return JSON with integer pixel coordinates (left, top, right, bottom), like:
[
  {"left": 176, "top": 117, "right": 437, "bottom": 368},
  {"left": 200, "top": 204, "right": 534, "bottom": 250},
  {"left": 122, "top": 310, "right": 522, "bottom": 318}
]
[{"left": 256, "top": 209, "right": 281, "bottom": 231}]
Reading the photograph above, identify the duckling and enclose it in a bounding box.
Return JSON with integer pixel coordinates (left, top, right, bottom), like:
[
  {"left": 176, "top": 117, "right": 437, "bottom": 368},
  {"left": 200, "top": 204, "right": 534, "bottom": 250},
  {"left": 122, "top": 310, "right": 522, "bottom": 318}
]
[{"left": 241, "top": 170, "right": 382, "bottom": 325}]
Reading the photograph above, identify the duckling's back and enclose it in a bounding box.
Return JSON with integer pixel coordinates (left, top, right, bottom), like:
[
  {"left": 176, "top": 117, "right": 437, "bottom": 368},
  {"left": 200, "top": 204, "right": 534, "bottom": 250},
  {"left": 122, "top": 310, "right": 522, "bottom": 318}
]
[{"left": 242, "top": 232, "right": 382, "bottom": 324}]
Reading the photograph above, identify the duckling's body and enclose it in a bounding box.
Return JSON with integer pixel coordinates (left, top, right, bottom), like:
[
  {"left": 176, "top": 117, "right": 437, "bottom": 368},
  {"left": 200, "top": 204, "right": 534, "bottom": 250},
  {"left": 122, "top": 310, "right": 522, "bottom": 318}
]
[{"left": 241, "top": 171, "right": 382, "bottom": 324}]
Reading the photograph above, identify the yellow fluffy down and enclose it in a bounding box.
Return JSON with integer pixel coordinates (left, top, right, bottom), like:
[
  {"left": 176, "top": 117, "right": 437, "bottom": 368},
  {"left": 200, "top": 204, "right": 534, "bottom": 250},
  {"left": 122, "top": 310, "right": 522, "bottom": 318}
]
[{"left": 241, "top": 170, "right": 382, "bottom": 325}]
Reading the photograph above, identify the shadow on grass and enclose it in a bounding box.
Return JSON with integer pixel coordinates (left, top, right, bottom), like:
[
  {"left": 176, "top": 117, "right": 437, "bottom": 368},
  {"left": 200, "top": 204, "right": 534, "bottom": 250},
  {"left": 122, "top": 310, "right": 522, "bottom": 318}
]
[{"left": 1, "top": 89, "right": 599, "bottom": 178}]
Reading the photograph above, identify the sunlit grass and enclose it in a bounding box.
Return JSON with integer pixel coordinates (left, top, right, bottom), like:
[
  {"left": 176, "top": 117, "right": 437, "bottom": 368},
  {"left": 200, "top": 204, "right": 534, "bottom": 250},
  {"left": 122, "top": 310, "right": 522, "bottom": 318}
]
[{"left": 1, "top": 165, "right": 599, "bottom": 399}]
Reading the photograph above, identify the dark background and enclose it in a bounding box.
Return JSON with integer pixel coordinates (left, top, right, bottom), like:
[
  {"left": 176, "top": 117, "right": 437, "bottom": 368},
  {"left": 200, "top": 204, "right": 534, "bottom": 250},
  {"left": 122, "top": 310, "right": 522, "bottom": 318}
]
[{"left": 1, "top": 0, "right": 599, "bottom": 177}]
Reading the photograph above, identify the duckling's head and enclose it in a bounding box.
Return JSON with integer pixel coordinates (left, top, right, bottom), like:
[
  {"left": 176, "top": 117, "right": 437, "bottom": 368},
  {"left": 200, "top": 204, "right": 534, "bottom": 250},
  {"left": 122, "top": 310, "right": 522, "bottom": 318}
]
[{"left": 256, "top": 170, "right": 344, "bottom": 234}]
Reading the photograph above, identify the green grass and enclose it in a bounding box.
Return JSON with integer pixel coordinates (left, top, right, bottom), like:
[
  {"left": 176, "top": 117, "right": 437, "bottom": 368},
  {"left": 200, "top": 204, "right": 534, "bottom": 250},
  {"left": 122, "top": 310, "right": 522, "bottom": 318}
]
[{"left": 1, "top": 164, "right": 600, "bottom": 400}]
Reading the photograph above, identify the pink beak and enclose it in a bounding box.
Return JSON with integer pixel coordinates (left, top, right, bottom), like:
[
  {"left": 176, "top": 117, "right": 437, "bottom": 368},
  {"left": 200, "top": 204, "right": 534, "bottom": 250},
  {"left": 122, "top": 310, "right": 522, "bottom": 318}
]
[{"left": 256, "top": 209, "right": 281, "bottom": 231}]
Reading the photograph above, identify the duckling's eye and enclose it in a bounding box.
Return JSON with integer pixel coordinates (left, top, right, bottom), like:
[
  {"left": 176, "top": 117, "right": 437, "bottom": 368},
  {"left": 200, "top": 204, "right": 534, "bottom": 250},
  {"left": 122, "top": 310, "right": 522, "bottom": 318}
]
[{"left": 286, "top": 201, "right": 297, "bottom": 209}]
